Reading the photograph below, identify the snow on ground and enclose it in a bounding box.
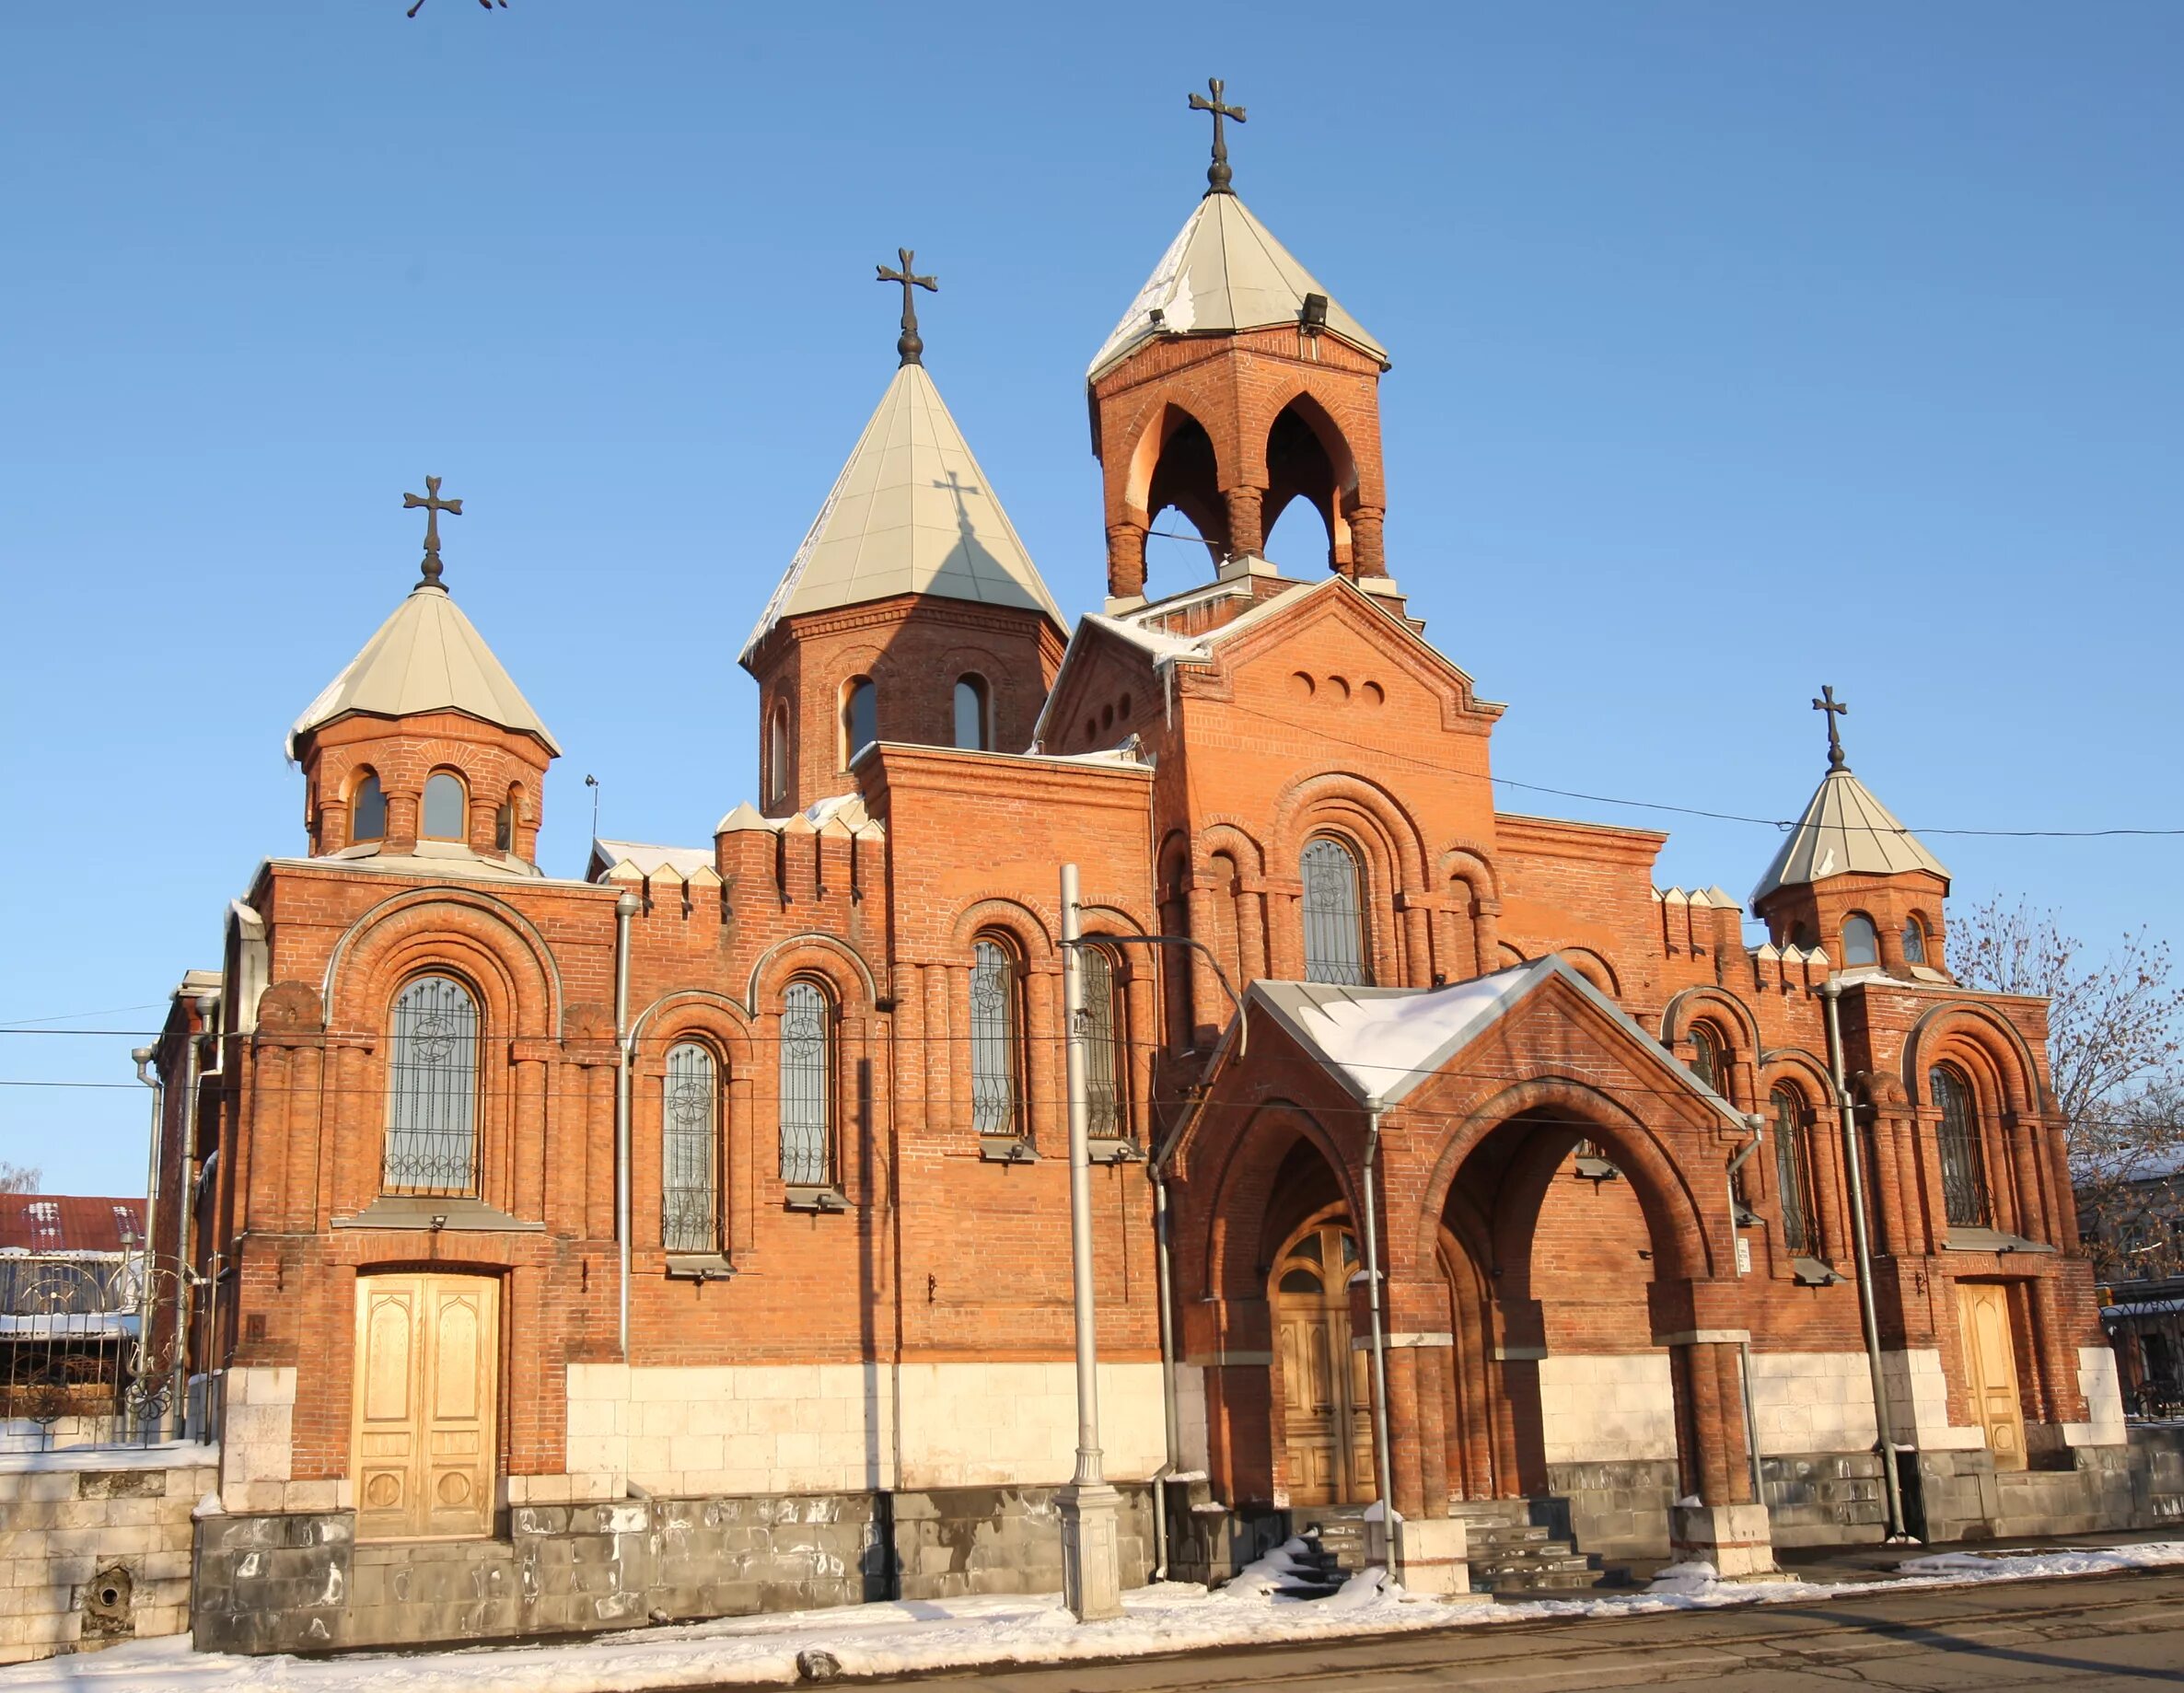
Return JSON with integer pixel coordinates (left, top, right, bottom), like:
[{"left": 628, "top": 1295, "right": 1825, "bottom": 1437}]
[{"left": 7, "top": 1540, "right": 2182, "bottom": 1693}]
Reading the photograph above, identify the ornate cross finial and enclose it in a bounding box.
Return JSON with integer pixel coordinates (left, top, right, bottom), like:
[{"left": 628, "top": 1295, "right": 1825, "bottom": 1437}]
[
  {"left": 876, "top": 249, "right": 938, "bottom": 367},
  {"left": 1187, "top": 77, "right": 1247, "bottom": 195},
  {"left": 402, "top": 475, "right": 463, "bottom": 588},
  {"left": 1812, "top": 684, "right": 1851, "bottom": 772}
]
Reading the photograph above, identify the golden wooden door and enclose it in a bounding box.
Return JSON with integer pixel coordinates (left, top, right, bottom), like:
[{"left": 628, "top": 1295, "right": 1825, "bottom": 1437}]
[
  {"left": 1273, "top": 1222, "right": 1377, "bottom": 1506},
  {"left": 1957, "top": 1282, "right": 2027, "bottom": 1472},
  {"left": 353, "top": 1273, "right": 499, "bottom": 1541}
]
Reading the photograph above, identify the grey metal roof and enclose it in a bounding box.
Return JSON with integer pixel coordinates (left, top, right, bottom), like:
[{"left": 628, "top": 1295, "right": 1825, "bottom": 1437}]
[
  {"left": 288, "top": 582, "right": 559, "bottom": 759},
  {"left": 1750, "top": 768, "right": 1950, "bottom": 906},
  {"left": 1087, "top": 192, "right": 1388, "bottom": 381},
  {"left": 740, "top": 364, "right": 1064, "bottom": 663}
]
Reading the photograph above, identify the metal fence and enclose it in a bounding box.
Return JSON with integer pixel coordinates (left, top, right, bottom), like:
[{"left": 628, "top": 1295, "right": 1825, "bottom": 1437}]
[
  {"left": 0, "top": 1249, "right": 190, "bottom": 1452},
  {"left": 2105, "top": 1295, "right": 2184, "bottom": 1421}
]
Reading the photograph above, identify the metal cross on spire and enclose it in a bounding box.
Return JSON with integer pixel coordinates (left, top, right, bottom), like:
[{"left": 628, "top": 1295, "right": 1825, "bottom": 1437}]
[
  {"left": 402, "top": 475, "right": 463, "bottom": 588},
  {"left": 1812, "top": 684, "right": 1851, "bottom": 772},
  {"left": 876, "top": 249, "right": 938, "bottom": 367},
  {"left": 1187, "top": 77, "right": 1247, "bottom": 195}
]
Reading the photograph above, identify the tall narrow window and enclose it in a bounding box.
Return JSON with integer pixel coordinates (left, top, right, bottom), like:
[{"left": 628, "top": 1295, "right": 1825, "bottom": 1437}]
[
  {"left": 970, "top": 937, "right": 1022, "bottom": 1137},
  {"left": 1841, "top": 912, "right": 1879, "bottom": 967},
  {"left": 767, "top": 702, "right": 790, "bottom": 806},
  {"left": 954, "top": 676, "right": 991, "bottom": 751},
  {"left": 423, "top": 771, "right": 467, "bottom": 841},
  {"left": 843, "top": 678, "right": 877, "bottom": 765},
  {"left": 779, "top": 981, "right": 831, "bottom": 1186},
  {"left": 1772, "top": 1084, "right": 1818, "bottom": 1255},
  {"left": 1902, "top": 915, "right": 1928, "bottom": 966},
  {"left": 1931, "top": 1064, "right": 1990, "bottom": 1227},
  {"left": 662, "top": 1043, "right": 719, "bottom": 1252},
  {"left": 1301, "top": 837, "right": 1370, "bottom": 986},
  {"left": 1689, "top": 1025, "right": 1723, "bottom": 1093},
  {"left": 383, "top": 975, "right": 479, "bottom": 1196},
  {"left": 494, "top": 785, "right": 520, "bottom": 853},
  {"left": 1083, "top": 945, "right": 1125, "bottom": 1139},
  {"left": 352, "top": 772, "right": 387, "bottom": 842}
]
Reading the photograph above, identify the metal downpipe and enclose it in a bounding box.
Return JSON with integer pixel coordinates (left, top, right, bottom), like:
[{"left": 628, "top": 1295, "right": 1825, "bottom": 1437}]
[
  {"left": 1150, "top": 1168, "right": 1181, "bottom": 1582},
  {"left": 614, "top": 890, "right": 641, "bottom": 1362},
  {"left": 1820, "top": 979, "right": 1911, "bottom": 1541},
  {"left": 1360, "top": 1107, "right": 1398, "bottom": 1556}
]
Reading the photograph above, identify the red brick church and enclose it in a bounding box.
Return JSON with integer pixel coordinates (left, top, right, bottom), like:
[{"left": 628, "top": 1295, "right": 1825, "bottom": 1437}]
[{"left": 146, "top": 99, "right": 2125, "bottom": 1652}]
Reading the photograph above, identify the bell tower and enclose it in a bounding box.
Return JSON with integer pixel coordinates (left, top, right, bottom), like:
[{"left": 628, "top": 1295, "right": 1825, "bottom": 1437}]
[{"left": 1088, "top": 81, "right": 1394, "bottom": 611}]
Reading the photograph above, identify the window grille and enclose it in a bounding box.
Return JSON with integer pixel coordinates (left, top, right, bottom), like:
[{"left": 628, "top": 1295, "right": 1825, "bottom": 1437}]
[
  {"left": 383, "top": 975, "right": 479, "bottom": 1196},
  {"left": 663, "top": 1043, "right": 719, "bottom": 1251},
  {"left": 1901, "top": 917, "right": 1927, "bottom": 965},
  {"left": 1689, "top": 1026, "right": 1722, "bottom": 1092},
  {"left": 1931, "top": 1065, "right": 1990, "bottom": 1227},
  {"left": 778, "top": 982, "right": 831, "bottom": 1186},
  {"left": 1301, "top": 837, "right": 1371, "bottom": 985},
  {"left": 1083, "top": 946, "right": 1123, "bottom": 1139},
  {"left": 1772, "top": 1084, "right": 1818, "bottom": 1255},
  {"left": 970, "top": 938, "right": 1021, "bottom": 1136}
]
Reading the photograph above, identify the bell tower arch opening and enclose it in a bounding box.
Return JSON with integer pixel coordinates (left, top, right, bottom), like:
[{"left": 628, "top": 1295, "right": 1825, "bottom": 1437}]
[{"left": 1261, "top": 395, "right": 1357, "bottom": 574}]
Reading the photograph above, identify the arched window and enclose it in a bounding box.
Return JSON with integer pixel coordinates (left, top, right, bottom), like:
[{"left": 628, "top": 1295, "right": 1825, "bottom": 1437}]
[
  {"left": 1689, "top": 1025, "right": 1724, "bottom": 1093},
  {"left": 1083, "top": 945, "right": 1126, "bottom": 1139},
  {"left": 767, "top": 702, "right": 790, "bottom": 806},
  {"left": 1772, "top": 1084, "right": 1818, "bottom": 1256},
  {"left": 954, "top": 676, "right": 991, "bottom": 751},
  {"left": 970, "top": 936, "right": 1023, "bottom": 1138},
  {"left": 1930, "top": 1064, "right": 1990, "bottom": 1227},
  {"left": 494, "top": 785, "right": 521, "bottom": 853},
  {"left": 423, "top": 771, "right": 467, "bottom": 841},
  {"left": 842, "top": 678, "right": 877, "bottom": 766},
  {"left": 351, "top": 771, "right": 387, "bottom": 842},
  {"left": 662, "top": 1043, "right": 720, "bottom": 1252},
  {"left": 1301, "top": 836, "right": 1370, "bottom": 986},
  {"left": 1902, "top": 915, "right": 1928, "bottom": 966},
  {"left": 779, "top": 981, "right": 831, "bottom": 1186},
  {"left": 1841, "top": 912, "right": 1879, "bottom": 968},
  {"left": 383, "top": 975, "right": 479, "bottom": 1196}
]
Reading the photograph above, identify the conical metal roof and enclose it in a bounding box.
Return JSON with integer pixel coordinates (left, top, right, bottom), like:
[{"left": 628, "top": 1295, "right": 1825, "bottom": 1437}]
[
  {"left": 287, "top": 581, "right": 559, "bottom": 759},
  {"left": 740, "top": 363, "right": 1063, "bottom": 663},
  {"left": 1087, "top": 192, "right": 1387, "bottom": 382},
  {"left": 1751, "top": 768, "right": 1949, "bottom": 905}
]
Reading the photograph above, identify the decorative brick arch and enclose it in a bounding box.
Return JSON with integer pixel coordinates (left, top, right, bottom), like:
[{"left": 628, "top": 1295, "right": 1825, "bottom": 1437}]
[
  {"left": 1553, "top": 946, "right": 1622, "bottom": 1001},
  {"left": 945, "top": 896, "right": 1056, "bottom": 963},
  {"left": 1191, "top": 1099, "right": 1363, "bottom": 1305},
  {"left": 1412, "top": 1077, "right": 1716, "bottom": 1286},
  {"left": 629, "top": 989, "right": 758, "bottom": 1073},
  {"left": 1902, "top": 1002, "right": 2041, "bottom": 1114},
  {"left": 1272, "top": 770, "right": 1429, "bottom": 892},
  {"left": 745, "top": 933, "right": 880, "bottom": 1012},
  {"left": 1195, "top": 820, "right": 1267, "bottom": 880},
  {"left": 322, "top": 886, "right": 563, "bottom": 1038}
]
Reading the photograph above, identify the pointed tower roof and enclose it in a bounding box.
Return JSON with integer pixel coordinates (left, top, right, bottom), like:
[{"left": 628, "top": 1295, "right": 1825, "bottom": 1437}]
[
  {"left": 1087, "top": 192, "right": 1388, "bottom": 382},
  {"left": 1751, "top": 768, "right": 1950, "bottom": 906},
  {"left": 287, "top": 578, "right": 560, "bottom": 759},
  {"left": 740, "top": 363, "right": 1064, "bottom": 663}
]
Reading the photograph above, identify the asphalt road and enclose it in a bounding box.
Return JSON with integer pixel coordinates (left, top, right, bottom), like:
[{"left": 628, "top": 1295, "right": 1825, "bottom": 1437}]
[{"left": 881, "top": 1567, "right": 2184, "bottom": 1693}]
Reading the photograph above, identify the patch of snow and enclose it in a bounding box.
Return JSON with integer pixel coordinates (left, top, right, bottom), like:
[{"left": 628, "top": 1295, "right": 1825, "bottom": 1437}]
[
  {"left": 8, "top": 1542, "right": 2184, "bottom": 1693},
  {"left": 0, "top": 1441, "right": 216, "bottom": 1475}
]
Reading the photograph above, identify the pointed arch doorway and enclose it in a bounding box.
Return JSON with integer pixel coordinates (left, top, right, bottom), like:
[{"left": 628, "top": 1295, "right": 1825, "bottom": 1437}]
[{"left": 1272, "top": 1212, "right": 1377, "bottom": 1506}]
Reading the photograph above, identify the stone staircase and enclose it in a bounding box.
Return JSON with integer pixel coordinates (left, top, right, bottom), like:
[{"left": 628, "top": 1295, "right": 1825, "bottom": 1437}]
[{"left": 1450, "top": 1500, "right": 1612, "bottom": 1596}]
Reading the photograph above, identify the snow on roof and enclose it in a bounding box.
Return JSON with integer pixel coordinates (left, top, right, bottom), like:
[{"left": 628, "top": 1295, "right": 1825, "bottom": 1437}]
[{"left": 1247, "top": 957, "right": 1748, "bottom": 1126}]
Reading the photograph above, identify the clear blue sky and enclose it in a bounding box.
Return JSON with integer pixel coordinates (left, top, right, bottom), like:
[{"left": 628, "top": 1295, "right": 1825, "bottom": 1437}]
[{"left": 4, "top": 3, "right": 2178, "bottom": 1195}]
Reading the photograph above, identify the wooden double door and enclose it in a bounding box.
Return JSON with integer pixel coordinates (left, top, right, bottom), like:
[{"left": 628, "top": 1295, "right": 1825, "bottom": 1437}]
[
  {"left": 352, "top": 1273, "right": 499, "bottom": 1540},
  {"left": 1273, "top": 1220, "right": 1377, "bottom": 1506},
  {"left": 1957, "top": 1281, "right": 2027, "bottom": 1471}
]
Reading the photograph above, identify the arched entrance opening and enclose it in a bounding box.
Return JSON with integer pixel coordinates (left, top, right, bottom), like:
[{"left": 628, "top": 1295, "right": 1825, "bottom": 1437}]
[{"left": 1431, "top": 1104, "right": 1687, "bottom": 1551}]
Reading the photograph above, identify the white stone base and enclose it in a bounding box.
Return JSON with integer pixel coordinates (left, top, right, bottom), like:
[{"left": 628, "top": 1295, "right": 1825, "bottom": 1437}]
[
  {"left": 1394, "top": 1516, "right": 1482, "bottom": 1600},
  {"left": 1669, "top": 1502, "right": 1776, "bottom": 1578}
]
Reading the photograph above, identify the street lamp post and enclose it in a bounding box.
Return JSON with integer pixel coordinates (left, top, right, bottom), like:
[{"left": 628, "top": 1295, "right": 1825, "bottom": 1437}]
[{"left": 1057, "top": 863, "right": 1124, "bottom": 1621}]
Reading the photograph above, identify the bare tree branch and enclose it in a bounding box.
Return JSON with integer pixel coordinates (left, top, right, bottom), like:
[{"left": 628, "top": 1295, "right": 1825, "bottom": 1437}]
[{"left": 0, "top": 1162, "right": 41, "bottom": 1194}]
